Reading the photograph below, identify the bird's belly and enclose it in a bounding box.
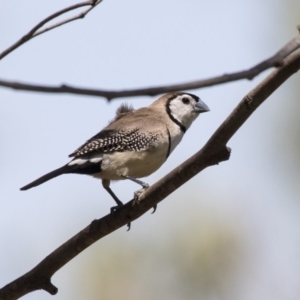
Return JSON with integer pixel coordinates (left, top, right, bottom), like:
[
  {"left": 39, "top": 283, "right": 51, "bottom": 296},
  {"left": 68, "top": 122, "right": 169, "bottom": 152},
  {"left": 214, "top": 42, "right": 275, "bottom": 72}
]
[{"left": 96, "top": 149, "right": 166, "bottom": 180}]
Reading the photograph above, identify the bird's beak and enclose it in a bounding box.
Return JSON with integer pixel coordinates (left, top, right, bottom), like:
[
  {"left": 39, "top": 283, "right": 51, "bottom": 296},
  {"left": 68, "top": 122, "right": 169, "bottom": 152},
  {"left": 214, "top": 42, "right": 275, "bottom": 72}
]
[{"left": 194, "top": 99, "right": 210, "bottom": 113}]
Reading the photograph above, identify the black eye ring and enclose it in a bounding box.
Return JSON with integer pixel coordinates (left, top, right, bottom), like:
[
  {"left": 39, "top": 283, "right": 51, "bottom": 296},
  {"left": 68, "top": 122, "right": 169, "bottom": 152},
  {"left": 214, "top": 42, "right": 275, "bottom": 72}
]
[{"left": 182, "top": 97, "right": 190, "bottom": 104}]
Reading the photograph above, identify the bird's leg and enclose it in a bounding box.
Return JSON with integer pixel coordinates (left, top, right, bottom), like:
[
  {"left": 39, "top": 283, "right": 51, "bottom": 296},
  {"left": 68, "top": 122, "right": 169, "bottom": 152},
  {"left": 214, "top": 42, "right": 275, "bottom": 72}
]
[
  {"left": 122, "top": 175, "right": 149, "bottom": 204},
  {"left": 102, "top": 179, "right": 123, "bottom": 212},
  {"left": 102, "top": 180, "right": 131, "bottom": 230},
  {"left": 122, "top": 175, "right": 149, "bottom": 189},
  {"left": 122, "top": 175, "right": 156, "bottom": 213}
]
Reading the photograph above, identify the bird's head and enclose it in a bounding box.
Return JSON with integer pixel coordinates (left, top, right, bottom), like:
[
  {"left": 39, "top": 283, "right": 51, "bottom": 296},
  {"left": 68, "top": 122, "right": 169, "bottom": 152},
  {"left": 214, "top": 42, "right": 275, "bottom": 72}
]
[{"left": 153, "top": 92, "right": 210, "bottom": 131}]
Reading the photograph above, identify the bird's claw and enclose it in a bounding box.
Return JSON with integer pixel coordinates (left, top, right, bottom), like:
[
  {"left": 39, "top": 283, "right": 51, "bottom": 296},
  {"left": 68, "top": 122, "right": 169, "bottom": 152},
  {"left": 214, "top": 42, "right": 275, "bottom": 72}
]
[
  {"left": 110, "top": 203, "right": 132, "bottom": 231},
  {"left": 151, "top": 204, "right": 157, "bottom": 214},
  {"left": 127, "top": 222, "right": 131, "bottom": 231},
  {"left": 132, "top": 185, "right": 149, "bottom": 206},
  {"left": 133, "top": 190, "right": 142, "bottom": 205},
  {"left": 132, "top": 186, "right": 156, "bottom": 214}
]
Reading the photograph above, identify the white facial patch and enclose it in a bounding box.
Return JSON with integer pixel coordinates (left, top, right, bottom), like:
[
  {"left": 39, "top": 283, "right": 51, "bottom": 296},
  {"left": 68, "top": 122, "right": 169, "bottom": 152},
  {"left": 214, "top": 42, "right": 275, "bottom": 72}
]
[{"left": 168, "top": 94, "right": 198, "bottom": 129}]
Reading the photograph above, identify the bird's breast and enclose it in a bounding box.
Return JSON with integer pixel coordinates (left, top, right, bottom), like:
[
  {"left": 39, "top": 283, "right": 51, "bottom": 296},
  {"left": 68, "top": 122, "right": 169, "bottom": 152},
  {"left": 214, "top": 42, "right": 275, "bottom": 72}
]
[
  {"left": 168, "top": 126, "right": 184, "bottom": 155},
  {"left": 95, "top": 145, "right": 168, "bottom": 180}
]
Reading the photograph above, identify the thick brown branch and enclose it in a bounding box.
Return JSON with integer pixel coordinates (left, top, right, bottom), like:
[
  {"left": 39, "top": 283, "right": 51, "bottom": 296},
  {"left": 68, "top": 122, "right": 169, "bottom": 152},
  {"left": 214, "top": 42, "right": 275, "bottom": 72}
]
[
  {"left": 1, "top": 49, "right": 299, "bottom": 300},
  {"left": 0, "top": 33, "right": 299, "bottom": 100},
  {"left": 0, "top": 1, "right": 102, "bottom": 60}
]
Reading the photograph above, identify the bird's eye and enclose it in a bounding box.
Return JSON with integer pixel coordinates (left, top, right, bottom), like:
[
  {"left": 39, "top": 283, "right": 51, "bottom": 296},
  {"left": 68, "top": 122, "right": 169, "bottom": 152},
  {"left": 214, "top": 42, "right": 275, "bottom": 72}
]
[{"left": 182, "top": 97, "right": 190, "bottom": 104}]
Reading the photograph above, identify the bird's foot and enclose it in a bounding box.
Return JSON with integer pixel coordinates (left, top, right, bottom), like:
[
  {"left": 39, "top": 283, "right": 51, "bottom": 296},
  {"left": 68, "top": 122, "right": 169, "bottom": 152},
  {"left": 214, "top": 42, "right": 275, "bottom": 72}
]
[
  {"left": 122, "top": 175, "right": 151, "bottom": 209},
  {"left": 110, "top": 203, "right": 132, "bottom": 231},
  {"left": 132, "top": 184, "right": 150, "bottom": 206},
  {"left": 110, "top": 202, "right": 124, "bottom": 214},
  {"left": 132, "top": 185, "right": 156, "bottom": 212},
  {"left": 140, "top": 182, "right": 150, "bottom": 189}
]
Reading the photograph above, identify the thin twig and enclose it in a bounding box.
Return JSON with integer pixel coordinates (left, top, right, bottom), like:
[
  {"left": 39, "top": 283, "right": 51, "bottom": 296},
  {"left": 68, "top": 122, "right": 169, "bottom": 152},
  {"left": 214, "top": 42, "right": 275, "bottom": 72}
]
[
  {"left": 1, "top": 49, "right": 300, "bottom": 300},
  {"left": 34, "top": 1, "right": 101, "bottom": 38},
  {"left": 0, "top": 1, "right": 102, "bottom": 60},
  {"left": 0, "top": 33, "right": 299, "bottom": 100}
]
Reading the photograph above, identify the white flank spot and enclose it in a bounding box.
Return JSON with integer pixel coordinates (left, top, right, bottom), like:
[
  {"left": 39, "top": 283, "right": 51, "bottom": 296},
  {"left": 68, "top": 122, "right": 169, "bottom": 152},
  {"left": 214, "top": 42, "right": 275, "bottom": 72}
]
[
  {"left": 89, "top": 153, "right": 103, "bottom": 163},
  {"left": 68, "top": 158, "right": 88, "bottom": 166},
  {"left": 89, "top": 157, "right": 102, "bottom": 163}
]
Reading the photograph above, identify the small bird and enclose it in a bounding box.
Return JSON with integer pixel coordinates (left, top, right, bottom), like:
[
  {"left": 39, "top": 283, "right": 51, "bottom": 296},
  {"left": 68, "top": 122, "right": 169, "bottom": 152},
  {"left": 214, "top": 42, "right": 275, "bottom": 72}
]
[{"left": 21, "top": 92, "right": 209, "bottom": 208}]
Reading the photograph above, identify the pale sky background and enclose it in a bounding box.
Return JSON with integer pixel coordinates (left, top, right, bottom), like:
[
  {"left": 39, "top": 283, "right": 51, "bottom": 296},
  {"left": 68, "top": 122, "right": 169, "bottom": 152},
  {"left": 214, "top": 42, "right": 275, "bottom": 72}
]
[{"left": 1, "top": 1, "right": 300, "bottom": 300}]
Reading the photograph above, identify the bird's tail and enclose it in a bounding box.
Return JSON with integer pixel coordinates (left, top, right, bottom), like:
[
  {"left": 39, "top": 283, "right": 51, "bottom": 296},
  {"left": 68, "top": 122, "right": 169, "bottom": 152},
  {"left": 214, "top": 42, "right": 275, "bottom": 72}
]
[{"left": 20, "top": 165, "right": 69, "bottom": 191}]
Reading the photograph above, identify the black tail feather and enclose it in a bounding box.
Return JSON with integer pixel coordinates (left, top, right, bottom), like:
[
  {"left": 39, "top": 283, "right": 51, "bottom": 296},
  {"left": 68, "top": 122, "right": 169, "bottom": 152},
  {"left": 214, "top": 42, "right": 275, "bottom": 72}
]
[
  {"left": 20, "top": 160, "right": 102, "bottom": 191},
  {"left": 20, "top": 165, "right": 69, "bottom": 191}
]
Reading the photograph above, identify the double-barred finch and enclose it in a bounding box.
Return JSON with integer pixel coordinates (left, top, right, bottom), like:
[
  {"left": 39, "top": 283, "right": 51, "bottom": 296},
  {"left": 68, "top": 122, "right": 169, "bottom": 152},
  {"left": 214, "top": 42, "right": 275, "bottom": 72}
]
[{"left": 21, "top": 92, "right": 210, "bottom": 207}]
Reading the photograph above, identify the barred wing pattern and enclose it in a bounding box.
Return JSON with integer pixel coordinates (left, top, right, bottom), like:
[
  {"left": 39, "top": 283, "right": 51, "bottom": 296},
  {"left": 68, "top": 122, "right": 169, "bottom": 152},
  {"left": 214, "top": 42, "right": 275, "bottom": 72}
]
[{"left": 69, "top": 128, "right": 160, "bottom": 157}]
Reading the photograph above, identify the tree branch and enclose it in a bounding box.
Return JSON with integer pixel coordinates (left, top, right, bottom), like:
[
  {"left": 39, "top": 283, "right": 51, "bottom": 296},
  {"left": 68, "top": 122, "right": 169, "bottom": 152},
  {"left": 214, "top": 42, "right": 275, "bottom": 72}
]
[
  {"left": 1, "top": 48, "right": 300, "bottom": 299},
  {"left": 0, "top": 33, "right": 299, "bottom": 100},
  {"left": 0, "top": 0, "right": 102, "bottom": 60}
]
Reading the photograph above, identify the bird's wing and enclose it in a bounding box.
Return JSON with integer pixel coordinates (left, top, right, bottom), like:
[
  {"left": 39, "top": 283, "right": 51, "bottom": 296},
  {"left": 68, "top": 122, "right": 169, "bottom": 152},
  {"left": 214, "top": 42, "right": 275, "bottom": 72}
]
[
  {"left": 69, "top": 107, "right": 168, "bottom": 158},
  {"left": 69, "top": 128, "right": 160, "bottom": 157}
]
